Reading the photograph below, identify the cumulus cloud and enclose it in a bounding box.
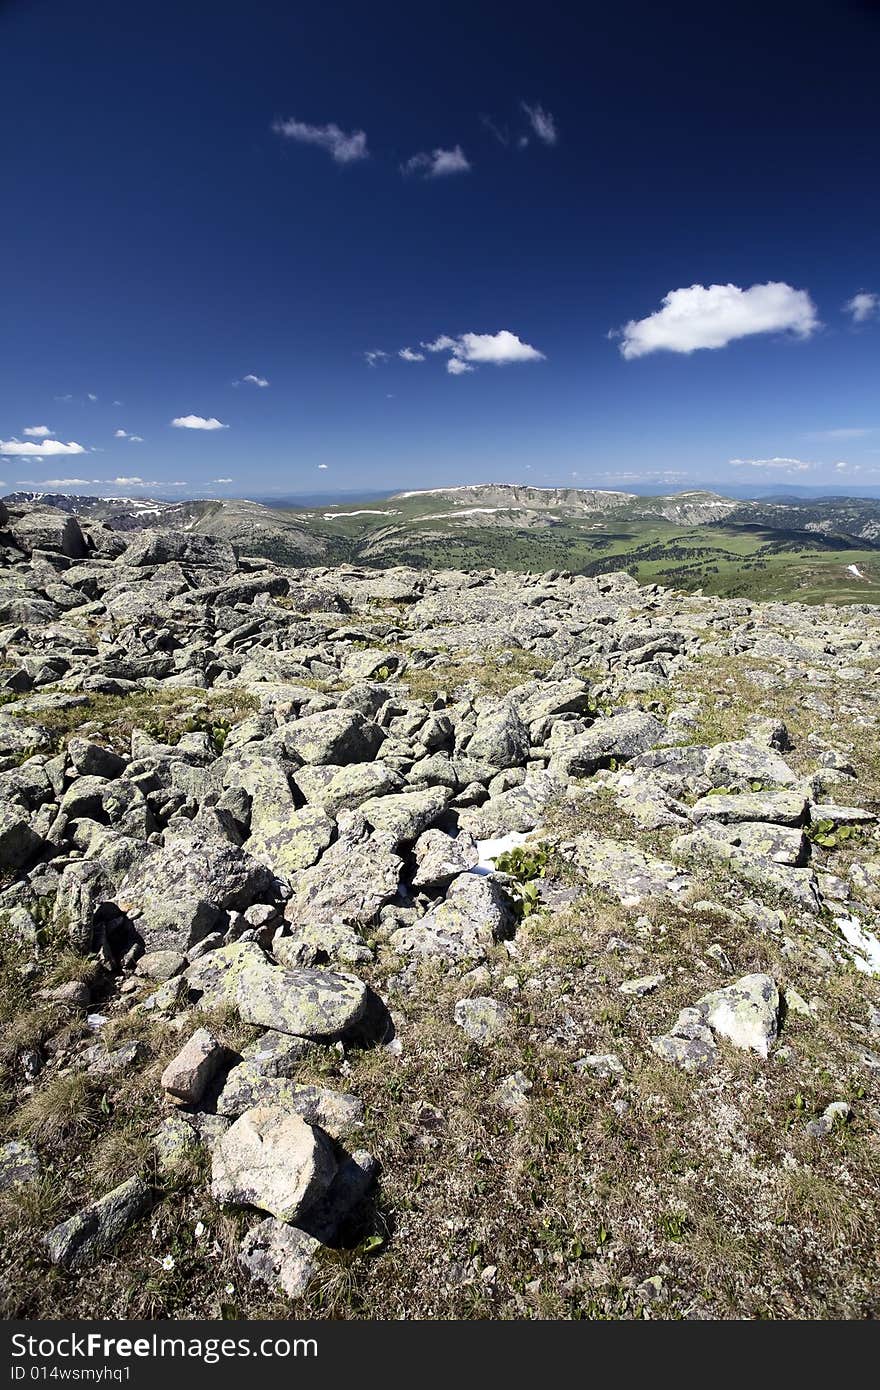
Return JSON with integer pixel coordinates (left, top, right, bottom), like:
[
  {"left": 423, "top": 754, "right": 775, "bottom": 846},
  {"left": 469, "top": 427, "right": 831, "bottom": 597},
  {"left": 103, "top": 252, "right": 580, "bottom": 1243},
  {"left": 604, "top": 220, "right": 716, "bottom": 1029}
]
[
  {"left": 401, "top": 146, "right": 471, "bottom": 178},
  {"left": 618, "top": 282, "right": 819, "bottom": 359},
  {"left": 42, "top": 478, "right": 91, "bottom": 487},
  {"left": 521, "top": 102, "right": 557, "bottom": 145},
  {"left": 272, "top": 117, "right": 368, "bottom": 164},
  {"left": 844, "top": 291, "right": 879, "bottom": 324},
  {"left": 0, "top": 438, "right": 86, "bottom": 457},
  {"left": 114, "top": 428, "right": 143, "bottom": 441},
  {"left": 399, "top": 347, "right": 425, "bottom": 362},
  {"left": 235, "top": 374, "right": 269, "bottom": 387},
  {"left": 171, "top": 415, "right": 228, "bottom": 430},
  {"left": 422, "top": 329, "right": 545, "bottom": 374},
  {"left": 317, "top": 463, "right": 329, "bottom": 469},
  {"left": 729, "top": 457, "right": 819, "bottom": 471},
  {"left": 110, "top": 476, "right": 144, "bottom": 485},
  {"left": 23, "top": 425, "right": 54, "bottom": 438}
]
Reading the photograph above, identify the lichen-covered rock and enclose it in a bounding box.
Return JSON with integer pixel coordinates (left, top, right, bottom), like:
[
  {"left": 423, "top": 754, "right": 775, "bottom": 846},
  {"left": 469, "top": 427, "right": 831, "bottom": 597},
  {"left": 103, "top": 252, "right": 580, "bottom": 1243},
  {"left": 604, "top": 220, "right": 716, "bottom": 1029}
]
[
  {"left": 0, "top": 1139, "right": 39, "bottom": 1192},
  {"left": 695, "top": 973, "right": 780, "bottom": 1058},
  {"left": 239, "top": 1218, "right": 321, "bottom": 1298},
  {"left": 411, "top": 828, "right": 479, "bottom": 889},
  {"left": 548, "top": 711, "right": 664, "bottom": 778},
  {"left": 211, "top": 1107, "right": 337, "bottom": 1223},
  {"left": 289, "top": 820, "right": 402, "bottom": 926},
  {"left": 43, "top": 1176, "right": 152, "bottom": 1269},
  {"left": 690, "top": 790, "right": 808, "bottom": 826},
  {"left": 454, "top": 995, "right": 511, "bottom": 1043},
  {"left": 703, "top": 740, "right": 798, "bottom": 790},
  {"left": 118, "top": 834, "right": 278, "bottom": 951},
  {"left": 574, "top": 832, "right": 689, "bottom": 906},
  {"left": 278, "top": 710, "right": 383, "bottom": 766},
  {"left": 215, "top": 1069, "right": 363, "bottom": 1138},
  {"left": 358, "top": 785, "right": 451, "bottom": 849},
  {"left": 390, "top": 872, "right": 514, "bottom": 962},
  {"left": 465, "top": 703, "right": 530, "bottom": 769},
  {"left": 236, "top": 962, "right": 369, "bottom": 1038},
  {"left": 0, "top": 803, "right": 44, "bottom": 871}
]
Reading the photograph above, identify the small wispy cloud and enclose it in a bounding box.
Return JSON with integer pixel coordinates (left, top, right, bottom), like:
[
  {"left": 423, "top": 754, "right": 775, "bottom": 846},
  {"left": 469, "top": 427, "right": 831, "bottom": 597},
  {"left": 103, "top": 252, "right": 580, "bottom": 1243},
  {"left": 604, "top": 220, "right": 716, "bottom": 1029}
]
[
  {"left": 272, "top": 117, "right": 368, "bottom": 164},
  {"left": 42, "top": 478, "right": 91, "bottom": 486},
  {"left": 401, "top": 145, "right": 471, "bottom": 178},
  {"left": 87, "top": 393, "right": 98, "bottom": 402},
  {"left": 171, "top": 415, "right": 228, "bottom": 430},
  {"left": 447, "top": 358, "right": 474, "bottom": 375},
  {"left": 54, "top": 394, "right": 73, "bottom": 403},
  {"left": 212, "top": 477, "right": 234, "bottom": 483},
  {"left": 0, "top": 438, "right": 86, "bottom": 457},
  {"left": 114, "top": 428, "right": 143, "bottom": 441},
  {"left": 521, "top": 102, "right": 557, "bottom": 146},
  {"left": 364, "top": 350, "right": 389, "bottom": 367},
  {"left": 730, "top": 457, "right": 820, "bottom": 472},
  {"left": 843, "top": 291, "right": 879, "bottom": 324},
  {"left": 234, "top": 374, "right": 270, "bottom": 387},
  {"left": 317, "top": 463, "right": 329, "bottom": 469},
  {"left": 807, "top": 427, "right": 872, "bottom": 440},
  {"left": 23, "top": 425, "right": 54, "bottom": 438},
  {"left": 398, "top": 347, "right": 425, "bottom": 362},
  {"left": 480, "top": 114, "right": 509, "bottom": 147},
  {"left": 111, "top": 476, "right": 145, "bottom": 485}
]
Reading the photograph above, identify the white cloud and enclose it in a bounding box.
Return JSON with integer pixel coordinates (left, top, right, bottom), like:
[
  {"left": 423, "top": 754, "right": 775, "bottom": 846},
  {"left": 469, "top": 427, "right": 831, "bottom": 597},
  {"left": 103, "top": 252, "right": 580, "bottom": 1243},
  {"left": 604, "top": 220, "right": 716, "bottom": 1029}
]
[
  {"left": 54, "top": 394, "right": 73, "bottom": 402},
  {"left": 0, "top": 438, "right": 86, "bottom": 457},
  {"left": 402, "top": 146, "right": 471, "bottom": 178},
  {"left": 729, "top": 457, "right": 820, "bottom": 471},
  {"left": 364, "top": 350, "right": 389, "bottom": 367},
  {"left": 23, "top": 425, "right": 54, "bottom": 438},
  {"left": 422, "top": 335, "right": 458, "bottom": 353},
  {"left": 272, "top": 117, "right": 368, "bottom": 164},
  {"left": 129, "top": 435, "right": 144, "bottom": 443},
  {"left": 521, "top": 102, "right": 557, "bottom": 145},
  {"left": 115, "top": 429, "right": 145, "bottom": 442},
  {"left": 618, "top": 282, "right": 819, "bottom": 358},
  {"left": 808, "top": 427, "right": 872, "bottom": 440},
  {"left": 422, "top": 329, "right": 546, "bottom": 375},
  {"left": 454, "top": 330, "right": 545, "bottom": 365},
  {"left": 42, "top": 478, "right": 91, "bottom": 486},
  {"left": 844, "top": 291, "right": 879, "bottom": 324},
  {"left": 87, "top": 393, "right": 98, "bottom": 402},
  {"left": 236, "top": 374, "right": 269, "bottom": 387},
  {"left": 110, "top": 476, "right": 144, "bottom": 485},
  {"left": 317, "top": 463, "right": 329, "bottom": 469},
  {"left": 171, "top": 415, "right": 228, "bottom": 430},
  {"left": 212, "top": 477, "right": 234, "bottom": 483},
  {"left": 399, "top": 347, "right": 425, "bottom": 362}
]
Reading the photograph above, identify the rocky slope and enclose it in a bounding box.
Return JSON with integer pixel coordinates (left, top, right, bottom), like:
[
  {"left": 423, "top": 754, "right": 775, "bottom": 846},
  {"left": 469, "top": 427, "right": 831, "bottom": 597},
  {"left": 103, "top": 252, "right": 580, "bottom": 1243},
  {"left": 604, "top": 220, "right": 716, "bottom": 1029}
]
[{"left": 1, "top": 497, "right": 879, "bottom": 1319}]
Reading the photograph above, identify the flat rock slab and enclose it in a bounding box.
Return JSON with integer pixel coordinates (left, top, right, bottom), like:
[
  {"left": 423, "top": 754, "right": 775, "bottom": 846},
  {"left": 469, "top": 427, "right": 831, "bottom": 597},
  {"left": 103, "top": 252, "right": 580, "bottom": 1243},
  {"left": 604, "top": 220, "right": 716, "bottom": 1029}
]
[
  {"left": 690, "top": 791, "right": 808, "bottom": 826},
  {"left": 211, "top": 1106, "right": 337, "bottom": 1224},
  {"left": 0, "top": 1140, "right": 39, "bottom": 1192},
  {"left": 236, "top": 962, "right": 369, "bottom": 1038}
]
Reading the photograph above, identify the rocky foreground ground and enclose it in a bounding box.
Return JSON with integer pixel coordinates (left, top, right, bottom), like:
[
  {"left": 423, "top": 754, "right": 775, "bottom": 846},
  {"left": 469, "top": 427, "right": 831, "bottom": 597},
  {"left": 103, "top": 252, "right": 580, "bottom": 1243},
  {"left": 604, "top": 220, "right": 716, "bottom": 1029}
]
[{"left": 0, "top": 498, "right": 879, "bottom": 1319}]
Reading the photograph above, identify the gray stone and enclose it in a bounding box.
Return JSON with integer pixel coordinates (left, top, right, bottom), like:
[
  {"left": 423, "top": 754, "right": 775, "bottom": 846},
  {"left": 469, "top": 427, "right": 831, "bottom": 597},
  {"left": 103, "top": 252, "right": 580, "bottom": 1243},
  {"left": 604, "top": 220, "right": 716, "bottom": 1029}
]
[
  {"left": 236, "top": 962, "right": 369, "bottom": 1038},
  {"left": 211, "top": 1106, "right": 337, "bottom": 1223},
  {"left": 44, "top": 1176, "right": 151, "bottom": 1269}
]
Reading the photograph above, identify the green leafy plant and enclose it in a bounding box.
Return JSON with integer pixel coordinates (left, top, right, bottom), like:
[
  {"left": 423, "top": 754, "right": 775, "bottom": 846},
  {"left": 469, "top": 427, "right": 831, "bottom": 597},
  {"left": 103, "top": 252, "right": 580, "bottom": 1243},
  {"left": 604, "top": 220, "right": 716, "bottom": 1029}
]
[{"left": 806, "top": 818, "right": 859, "bottom": 850}]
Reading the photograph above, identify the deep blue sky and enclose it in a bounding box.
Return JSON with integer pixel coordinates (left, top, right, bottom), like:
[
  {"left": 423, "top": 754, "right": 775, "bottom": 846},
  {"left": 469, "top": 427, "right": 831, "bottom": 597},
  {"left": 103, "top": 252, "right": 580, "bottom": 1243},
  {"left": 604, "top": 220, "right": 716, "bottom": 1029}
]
[{"left": 2, "top": 0, "right": 879, "bottom": 499}]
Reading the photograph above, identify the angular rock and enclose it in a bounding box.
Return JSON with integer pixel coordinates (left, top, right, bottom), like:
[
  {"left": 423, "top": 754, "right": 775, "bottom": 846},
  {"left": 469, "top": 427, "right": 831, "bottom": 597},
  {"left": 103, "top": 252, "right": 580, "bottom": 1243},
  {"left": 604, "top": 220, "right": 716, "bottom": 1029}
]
[
  {"left": 160, "top": 1027, "right": 226, "bottom": 1105},
  {"left": 211, "top": 1106, "right": 337, "bottom": 1223}
]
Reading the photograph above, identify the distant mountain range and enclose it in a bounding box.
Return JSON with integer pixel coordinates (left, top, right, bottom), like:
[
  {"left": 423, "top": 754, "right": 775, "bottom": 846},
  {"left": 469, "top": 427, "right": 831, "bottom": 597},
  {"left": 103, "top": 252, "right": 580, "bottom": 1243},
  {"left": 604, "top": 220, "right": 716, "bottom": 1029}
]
[{"left": 6, "top": 483, "right": 880, "bottom": 603}]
